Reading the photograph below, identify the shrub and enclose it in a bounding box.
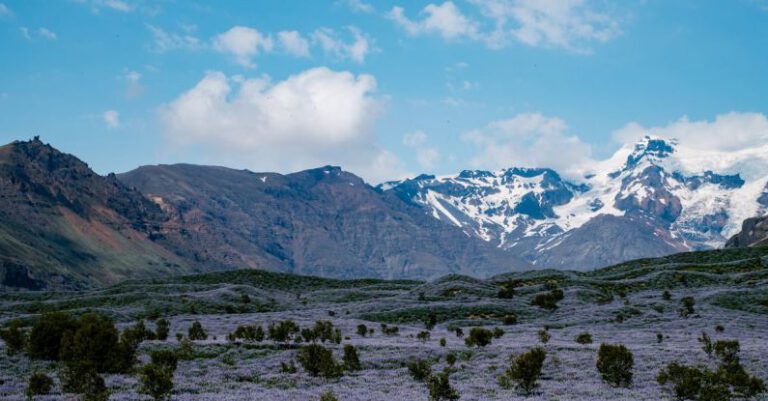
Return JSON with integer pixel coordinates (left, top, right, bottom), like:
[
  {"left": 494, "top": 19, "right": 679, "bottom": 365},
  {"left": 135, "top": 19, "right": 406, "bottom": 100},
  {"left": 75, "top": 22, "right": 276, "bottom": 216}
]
[
  {"left": 531, "top": 288, "right": 564, "bottom": 310},
  {"left": 699, "top": 331, "right": 713, "bottom": 356},
  {"left": 297, "top": 344, "right": 343, "bottom": 378},
  {"left": 357, "top": 324, "right": 368, "bottom": 337},
  {"left": 230, "top": 324, "right": 264, "bottom": 342},
  {"left": 657, "top": 333, "right": 664, "bottom": 344},
  {"left": 713, "top": 340, "right": 740, "bottom": 366},
  {"left": 662, "top": 290, "right": 672, "bottom": 301},
  {"left": 150, "top": 349, "right": 178, "bottom": 371},
  {"left": 187, "top": 321, "right": 207, "bottom": 341},
  {"left": 280, "top": 360, "right": 298, "bottom": 374},
  {"left": 679, "top": 296, "right": 695, "bottom": 317},
  {"left": 439, "top": 338, "right": 447, "bottom": 347},
  {"left": 502, "top": 315, "right": 517, "bottom": 325},
  {"left": 0, "top": 319, "right": 26, "bottom": 355},
  {"left": 575, "top": 332, "right": 593, "bottom": 344},
  {"left": 59, "top": 314, "right": 119, "bottom": 372},
  {"left": 417, "top": 331, "right": 431, "bottom": 342},
  {"left": 407, "top": 359, "right": 432, "bottom": 382},
  {"left": 658, "top": 362, "right": 729, "bottom": 401},
  {"left": 498, "top": 285, "right": 515, "bottom": 299},
  {"left": 381, "top": 324, "right": 400, "bottom": 336},
  {"left": 27, "top": 311, "right": 78, "bottom": 360},
  {"left": 342, "top": 344, "right": 361, "bottom": 371},
  {"left": 60, "top": 361, "right": 108, "bottom": 398},
  {"left": 464, "top": 327, "right": 493, "bottom": 347},
  {"left": 122, "top": 320, "right": 156, "bottom": 345},
  {"left": 454, "top": 328, "right": 464, "bottom": 338},
  {"left": 155, "top": 319, "right": 170, "bottom": 341},
  {"left": 427, "top": 371, "right": 460, "bottom": 401},
  {"left": 505, "top": 347, "right": 546, "bottom": 394},
  {"left": 537, "top": 329, "right": 551, "bottom": 344},
  {"left": 492, "top": 327, "right": 505, "bottom": 339},
  {"left": 139, "top": 363, "right": 174, "bottom": 401},
  {"left": 177, "top": 338, "right": 195, "bottom": 360},
  {"left": 715, "top": 324, "right": 725, "bottom": 333},
  {"left": 425, "top": 313, "right": 437, "bottom": 330},
  {"left": 26, "top": 372, "right": 53, "bottom": 398},
  {"left": 320, "top": 390, "right": 339, "bottom": 401},
  {"left": 446, "top": 353, "right": 457, "bottom": 366},
  {"left": 269, "top": 320, "right": 300, "bottom": 344},
  {"left": 596, "top": 344, "right": 633, "bottom": 387}
]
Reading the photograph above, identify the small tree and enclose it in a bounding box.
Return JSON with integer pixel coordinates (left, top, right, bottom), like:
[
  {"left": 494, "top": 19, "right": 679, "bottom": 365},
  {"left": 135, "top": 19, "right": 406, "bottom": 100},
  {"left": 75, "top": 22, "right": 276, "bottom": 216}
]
[
  {"left": 342, "top": 344, "right": 361, "bottom": 371},
  {"left": 187, "top": 321, "right": 207, "bottom": 341},
  {"left": 150, "top": 349, "right": 178, "bottom": 371},
  {"left": 464, "top": 327, "right": 493, "bottom": 347},
  {"left": 699, "top": 331, "right": 713, "bottom": 356},
  {"left": 427, "top": 371, "right": 460, "bottom": 401},
  {"left": 446, "top": 353, "right": 457, "bottom": 366},
  {"left": 679, "top": 296, "right": 695, "bottom": 317},
  {"left": 155, "top": 319, "right": 170, "bottom": 341},
  {"left": 26, "top": 372, "right": 53, "bottom": 398},
  {"left": 505, "top": 347, "right": 546, "bottom": 395},
  {"left": 27, "top": 311, "right": 78, "bottom": 360},
  {"left": 0, "top": 319, "right": 27, "bottom": 355},
  {"left": 140, "top": 363, "right": 174, "bottom": 401},
  {"left": 297, "top": 344, "right": 343, "bottom": 378},
  {"left": 269, "top": 320, "right": 300, "bottom": 344},
  {"left": 425, "top": 313, "right": 438, "bottom": 331},
  {"left": 454, "top": 328, "right": 464, "bottom": 338},
  {"left": 356, "top": 324, "right": 368, "bottom": 337},
  {"left": 407, "top": 359, "right": 432, "bottom": 382},
  {"left": 596, "top": 344, "right": 633, "bottom": 387},
  {"left": 537, "top": 329, "right": 551, "bottom": 344}
]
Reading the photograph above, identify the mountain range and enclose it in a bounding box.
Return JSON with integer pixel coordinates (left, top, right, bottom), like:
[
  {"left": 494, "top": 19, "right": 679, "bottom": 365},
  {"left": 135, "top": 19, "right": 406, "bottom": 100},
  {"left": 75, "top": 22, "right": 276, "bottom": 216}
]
[{"left": 0, "top": 136, "right": 766, "bottom": 289}]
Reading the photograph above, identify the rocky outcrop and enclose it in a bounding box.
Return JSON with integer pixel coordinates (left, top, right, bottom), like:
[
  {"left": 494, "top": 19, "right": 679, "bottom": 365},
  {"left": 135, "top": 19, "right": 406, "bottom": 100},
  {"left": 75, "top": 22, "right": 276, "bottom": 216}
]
[{"left": 725, "top": 216, "right": 768, "bottom": 248}]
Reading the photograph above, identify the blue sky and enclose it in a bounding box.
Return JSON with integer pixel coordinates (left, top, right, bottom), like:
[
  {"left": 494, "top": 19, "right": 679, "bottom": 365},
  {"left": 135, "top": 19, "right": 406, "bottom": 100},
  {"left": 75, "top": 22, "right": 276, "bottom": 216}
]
[{"left": 1, "top": 0, "right": 767, "bottom": 182}]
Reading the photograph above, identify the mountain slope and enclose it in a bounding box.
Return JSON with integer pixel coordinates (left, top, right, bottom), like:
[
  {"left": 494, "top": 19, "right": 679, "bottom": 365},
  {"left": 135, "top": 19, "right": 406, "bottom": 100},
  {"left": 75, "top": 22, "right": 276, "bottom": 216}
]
[
  {"left": 0, "top": 138, "right": 190, "bottom": 289},
  {"left": 725, "top": 215, "right": 768, "bottom": 248},
  {"left": 119, "top": 164, "right": 530, "bottom": 281},
  {"left": 383, "top": 136, "right": 768, "bottom": 270}
]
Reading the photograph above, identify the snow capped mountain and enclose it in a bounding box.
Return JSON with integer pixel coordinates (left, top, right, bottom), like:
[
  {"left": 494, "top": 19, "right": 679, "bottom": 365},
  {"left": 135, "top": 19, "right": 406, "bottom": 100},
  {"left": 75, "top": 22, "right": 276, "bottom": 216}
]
[{"left": 382, "top": 136, "right": 768, "bottom": 270}]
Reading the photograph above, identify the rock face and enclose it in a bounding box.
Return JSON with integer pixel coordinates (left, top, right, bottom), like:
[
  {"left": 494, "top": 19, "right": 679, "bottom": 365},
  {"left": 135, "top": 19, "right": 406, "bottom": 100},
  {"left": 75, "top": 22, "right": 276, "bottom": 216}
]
[
  {"left": 119, "top": 164, "right": 529, "bottom": 281},
  {"left": 725, "top": 216, "right": 768, "bottom": 248},
  {"left": 0, "top": 138, "right": 190, "bottom": 289},
  {"left": 382, "top": 136, "right": 768, "bottom": 270}
]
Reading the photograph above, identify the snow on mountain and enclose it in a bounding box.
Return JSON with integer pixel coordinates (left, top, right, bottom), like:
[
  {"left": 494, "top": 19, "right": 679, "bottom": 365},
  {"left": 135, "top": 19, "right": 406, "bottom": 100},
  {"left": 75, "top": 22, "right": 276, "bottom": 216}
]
[{"left": 382, "top": 136, "right": 768, "bottom": 269}]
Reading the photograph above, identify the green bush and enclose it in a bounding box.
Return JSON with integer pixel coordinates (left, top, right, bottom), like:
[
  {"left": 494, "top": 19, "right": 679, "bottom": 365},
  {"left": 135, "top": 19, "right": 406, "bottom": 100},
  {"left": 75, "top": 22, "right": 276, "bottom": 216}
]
[
  {"left": 656, "top": 361, "right": 763, "bottom": 401},
  {"left": 575, "top": 332, "right": 593, "bottom": 344},
  {"left": 381, "top": 324, "right": 399, "bottom": 336},
  {"left": 122, "top": 320, "right": 156, "bottom": 346},
  {"left": 187, "top": 321, "right": 207, "bottom": 341},
  {"left": 439, "top": 338, "right": 447, "bottom": 347},
  {"left": 155, "top": 318, "right": 170, "bottom": 341},
  {"left": 27, "top": 312, "right": 78, "bottom": 360},
  {"left": 342, "top": 344, "right": 361, "bottom": 371},
  {"left": 297, "top": 344, "right": 343, "bottom": 378},
  {"left": 417, "top": 331, "right": 431, "bottom": 342},
  {"left": 492, "top": 327, "right": 505, "bottom": 339},
  {"left": 0, "top": 319, "right": 26, "bottom": 355},
  {"left": 446, "top": 353, "right": 457, "bottom": 366},
  {"left": 699, "top": 331, "right": 713, "bottom": 356},
  {"left": 229, "top": 324, "right": 265, "bottom": 342},
  {"left": 407, "top": 359, "right": 432, "bottom": 382},
  {"left": 139, "top": 363, "right": 174, "bottom": 401},
  {"left": 505, "top": 347, "right": 546, "bottom": 394},
  {"left": 26, "top": 372, "right": 54, "bottom": 398},
  {"left": 537, "top": 329, "right": 551, "bottom": 344},
  {"left": 679, "top": 296, "right": 695, "bottom": 317},
  {"left": 151, "top": 349, "right": 178, "bottom": 371},
  {"left": 60, "top": 361, "right": 108, "bottom": 399},
  {"left": 268, "top": 320, "right": 299, "bottom": 344},
  {"left": 427, "top": 371, "right": 460, "bottom": 401},
  {"left": 596, "top": 344, "right": 633, "bottom": 387},
  {"left": 464, "top": 327, "right": 493, "bottom": 347},
  {"left": 502, "top": 314, "right": 517, "bottom": 325},
  {"left": 319, "top": 390, "right": 339, "bottom": 401},
  {"left": 281, "top": 360, "right": 298, "bottom": 373},
  {"left": 357, "top": 324, "right": 368, "bottom": 337},
  {"left": 531, "top": 288, "right": 564, "bottom": 310}
]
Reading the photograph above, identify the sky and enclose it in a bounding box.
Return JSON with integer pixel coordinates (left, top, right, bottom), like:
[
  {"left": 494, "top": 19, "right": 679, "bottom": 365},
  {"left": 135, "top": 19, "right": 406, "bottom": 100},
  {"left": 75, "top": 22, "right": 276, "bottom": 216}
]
[{"left": 1, "top": 0, "right": 768, "bottom": 183}]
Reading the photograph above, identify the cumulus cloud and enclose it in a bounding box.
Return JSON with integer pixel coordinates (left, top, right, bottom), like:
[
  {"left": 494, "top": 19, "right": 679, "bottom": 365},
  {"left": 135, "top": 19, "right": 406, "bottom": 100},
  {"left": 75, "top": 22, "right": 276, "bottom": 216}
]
[
  {"left": 389, "top": 0, "right": 621, "bottom": 53},
  {"left": 277, "top": 30, "right": 310, "bottom": 57},
  {"left": 311, "top": 27, "right": 372, "bottom": 63},
  {"left": 159, "top": 67, "right": 406, "bottom": 183},
  {"left": 341, "top": 0, "right": 374, "bottom": 13},
  {"left": 463, "top": 113, "right": 593, "bottom": 176},
  {"left": 103, "top": 110, "right": 120, "bottom": 128},
  {"left": 213, "top": 26, "right": 274, "bottom": 68}
]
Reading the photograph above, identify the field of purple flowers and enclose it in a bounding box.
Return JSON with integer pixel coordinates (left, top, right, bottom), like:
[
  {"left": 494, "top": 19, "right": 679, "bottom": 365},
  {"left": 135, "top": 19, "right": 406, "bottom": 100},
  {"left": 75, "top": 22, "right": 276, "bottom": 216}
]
[{"left": 2, "top": 248, "right": 768, "bottom": 400}]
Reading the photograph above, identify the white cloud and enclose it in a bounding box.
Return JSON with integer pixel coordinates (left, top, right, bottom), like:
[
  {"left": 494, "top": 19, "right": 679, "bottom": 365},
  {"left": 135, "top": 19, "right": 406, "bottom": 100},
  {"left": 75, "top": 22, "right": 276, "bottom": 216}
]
[
  {"left": 403, "top": 130, "right": 428, "bottom": 147},
  {"left": 73, "top": 0, "right": 134, "bottom": 13},
  {"left": 103, "top": 110, "right": 120, "bottom": 128},
  {"left": 124, "top": 70, "right": 143, "bottom": 98},
  {"left": 463, "top": 113, "right": 593, "bottom": 176},
  {"left": 159, "top": 67, "right": 406, "bottom": 183},
  {"left": 311, "top": 27, "right": 371, "bottom": 63},
  {"left": 0, "top": 3, "right": 12, "bottom": 17},
  {"left": 146, "top": 24, "right": 201, "bottom": 53},
  {"left": 389, "top": 0, "right": 621, "bottom": 53},
  {"left": 403, "top": 130, "right": 439, "bottom": 170},
  {"left": 213, "top": 26, "right": 274, "bottom": 68},
  {"left": 277, "top": 30, "right": 310, "bottom": 57},
  {"left": 20, "top": 27, "right": 57, "bottom": 41},
  {"left": 388, "top": 2, "right": 479, "bottom": 40},
  {"left": 341, "top": 0, "right": 374, "bottom": 13}
]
